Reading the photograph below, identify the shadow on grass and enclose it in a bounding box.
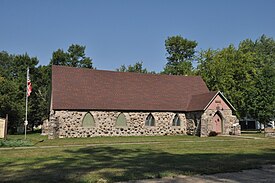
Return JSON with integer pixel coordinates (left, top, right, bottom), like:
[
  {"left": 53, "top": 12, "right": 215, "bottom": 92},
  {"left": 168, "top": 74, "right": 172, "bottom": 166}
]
[
  {"left": 1, "top": 146, "right": 275, "bottom": 183},
  {"left": 241, "top": 130, "right": 262, "bottom": 134}
]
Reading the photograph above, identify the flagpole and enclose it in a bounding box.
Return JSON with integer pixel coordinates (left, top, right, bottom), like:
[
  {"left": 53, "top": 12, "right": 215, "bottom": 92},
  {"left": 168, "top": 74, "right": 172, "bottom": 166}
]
[{"left": 24, "top": 67, "right": 29, "bottom": 140}]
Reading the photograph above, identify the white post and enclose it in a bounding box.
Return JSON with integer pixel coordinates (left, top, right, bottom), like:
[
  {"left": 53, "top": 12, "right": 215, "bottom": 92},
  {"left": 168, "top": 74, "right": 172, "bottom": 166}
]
[{"left": 24, "top": 67, "right": 29, "bottom": 140}]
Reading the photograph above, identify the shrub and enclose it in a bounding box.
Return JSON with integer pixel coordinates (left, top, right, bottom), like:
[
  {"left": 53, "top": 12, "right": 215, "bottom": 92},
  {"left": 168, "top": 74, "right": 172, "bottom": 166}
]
[
  {"left": 208, "top": 131, "right": 218, "bottom": 137},
  {"left": 0, "top": 139, "right": 33, "bottom": 147}
]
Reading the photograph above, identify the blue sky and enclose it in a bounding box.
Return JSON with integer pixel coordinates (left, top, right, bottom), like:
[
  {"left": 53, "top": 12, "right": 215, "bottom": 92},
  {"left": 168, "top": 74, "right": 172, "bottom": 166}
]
[{"left": 1, "top": 0, "right": 275, "bottom": 72}]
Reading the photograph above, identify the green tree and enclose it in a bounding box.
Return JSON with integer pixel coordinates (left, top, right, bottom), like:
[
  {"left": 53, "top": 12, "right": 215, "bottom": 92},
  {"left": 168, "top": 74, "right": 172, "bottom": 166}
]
[
  {"left": 247, "top": 35, "right": 275, "bottom": 125},
  {"left": 0, "top": 51, "right": 13, "bottom": 79},
  {"left": 50, "top": 44, "right": 93, "bottom": 68},
  {"left": 0, "top": 77, "right": 24, "bottom": 133},
  {"left": 197, "top": 44, "right": 261, "bottom": 118},
  {"left": 117, "top": 62, "right": 154, "bottom": 74},
  {"left": 163, "top": 61, "right": 193, "bottom": 76},
  {"left": 0, "top": 51, "right": 45, "bottom": 132},
  {"left": 163, "top": 35, "right": 197, "bottom": 75},
  {"left": 197, "top": 35, "right": 275, "bottom": 125},
  {"left": 165, "top": 35, "right": 198, "bottom": 64},
  {"left": 253, "top": 64, "right": 275, "bottom": 125},
  {"left": 50, "top": 49, "right": 68, "bottom": 66},
  {"left": 28, "top": 65, "right": 51, "bottom": 130}
]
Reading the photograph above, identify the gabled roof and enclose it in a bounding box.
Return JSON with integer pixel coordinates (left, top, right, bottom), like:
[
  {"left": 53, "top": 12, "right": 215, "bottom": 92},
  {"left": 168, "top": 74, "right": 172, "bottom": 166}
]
[
  {"left": 187, "top": 91, "right": 236, "bottom": 111},
  {"left": 51, "top": 65, "right": 211, "bottom": 111},
  {"left": 187, "top": 91, "right": 218, "bottom": 111}
]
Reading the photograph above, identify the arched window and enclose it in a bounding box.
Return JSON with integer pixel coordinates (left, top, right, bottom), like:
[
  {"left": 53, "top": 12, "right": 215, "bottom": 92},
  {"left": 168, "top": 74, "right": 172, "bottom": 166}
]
[
  {"left": 116, "top": 113, "right": 127, "bottom": 127},
  {"left": 172, "top": 114, "right": 181, "bottom": 126},
  {"left": 145, "top": 113, "right": 155, "bottom": 126},
  {"left": 82, "top": 112, "right": 95, "bottom": 127}
]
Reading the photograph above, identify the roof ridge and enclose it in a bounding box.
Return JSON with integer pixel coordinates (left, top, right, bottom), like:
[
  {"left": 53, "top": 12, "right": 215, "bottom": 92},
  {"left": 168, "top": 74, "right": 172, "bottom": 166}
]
[
  {"left": 191, "top": 91, "right": 218, "bottom": 97},
  {"left": 52, "top": 65, "right": 203, "bottom": 79}
]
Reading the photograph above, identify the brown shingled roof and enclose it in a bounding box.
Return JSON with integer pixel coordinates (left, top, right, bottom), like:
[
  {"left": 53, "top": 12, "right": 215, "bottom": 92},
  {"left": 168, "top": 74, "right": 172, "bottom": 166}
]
[
  {"left": 187, "top": 91, "right": 218, "bottom": 111},
  {"left": 187, "top": 91, "right": 236, "bottom": 111},
  {"left": 51, "top": 65, "right": 211, "bottom": 111}
]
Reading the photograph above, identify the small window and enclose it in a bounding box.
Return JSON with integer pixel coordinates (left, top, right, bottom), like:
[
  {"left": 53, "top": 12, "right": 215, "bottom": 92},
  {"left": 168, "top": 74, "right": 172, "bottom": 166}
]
[
  {"left": 145, "top": 113, "right": 155, "bottom": 126},
  {"left": 116, "top": 113, "right": 127, "bottom": 127},
  {"left": 82, "top": 112, "right": 95, "bottom": 127},
  {"left": 172, "top": 114, "right": 181, "bottom": 126}
]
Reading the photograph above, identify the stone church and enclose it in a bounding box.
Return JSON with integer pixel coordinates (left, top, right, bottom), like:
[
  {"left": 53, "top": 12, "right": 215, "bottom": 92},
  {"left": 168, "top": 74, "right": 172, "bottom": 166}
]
[{"left": 47, "top": 65, "right": 240, "bottom": 139}]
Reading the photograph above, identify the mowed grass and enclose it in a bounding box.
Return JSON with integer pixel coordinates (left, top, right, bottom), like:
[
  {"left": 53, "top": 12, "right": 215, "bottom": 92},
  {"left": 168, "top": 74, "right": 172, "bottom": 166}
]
[{"left": 1, "top": 133, "right": 275, "bottom": 182}]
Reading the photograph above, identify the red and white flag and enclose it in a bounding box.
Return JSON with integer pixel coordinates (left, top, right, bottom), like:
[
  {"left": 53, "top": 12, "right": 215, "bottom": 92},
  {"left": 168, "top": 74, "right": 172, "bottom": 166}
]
[{"left": 27, "top": 68, "right": 32, "bottom": 97}]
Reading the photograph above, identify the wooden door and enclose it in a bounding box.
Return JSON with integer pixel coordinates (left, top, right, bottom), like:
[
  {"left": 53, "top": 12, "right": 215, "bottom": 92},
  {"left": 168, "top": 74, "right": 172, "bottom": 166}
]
[{"left": 213, "top": 113, "right": 222, "bottom": 133}]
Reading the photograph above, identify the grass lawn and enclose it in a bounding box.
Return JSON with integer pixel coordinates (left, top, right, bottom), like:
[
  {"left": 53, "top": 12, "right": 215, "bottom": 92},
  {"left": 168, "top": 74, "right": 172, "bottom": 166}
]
[{"left": 0, "top": 133, "right": 275, "bottom": 182}]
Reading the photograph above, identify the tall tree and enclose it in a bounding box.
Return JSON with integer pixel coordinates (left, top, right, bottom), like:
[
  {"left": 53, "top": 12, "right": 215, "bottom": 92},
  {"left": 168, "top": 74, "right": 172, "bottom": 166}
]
[
  {"left": 247, "top": 35, "right": 275, "bottom": 125},
  {"left": 0, "top": 52, "right": 40, "bottom": 132},
  {"left": 116, "top": 62, "right": 155, "bottom": 74},
  {"left": 0, "top": 51, "right": 13, "bottom": 79},
  {"left": 50, "top": 44, "right": 93, "bottom": 68},
  {"left": 165, "top": 35, "right": 198, "bottom": 64},
  {"left": 0, "top": 77, "right": 24, "bottom": 133},
  {"left": 197, "top": 35, "right": 275, "bottom": 125},
  {"left": 50, "top": 49, "right": 68, "bottom": 66},
  {"left": 28, "top": 65, "right": 51, "bottom": 130},
  {"left": 163, "top": 35, "right": 197, "bottom": 75}
]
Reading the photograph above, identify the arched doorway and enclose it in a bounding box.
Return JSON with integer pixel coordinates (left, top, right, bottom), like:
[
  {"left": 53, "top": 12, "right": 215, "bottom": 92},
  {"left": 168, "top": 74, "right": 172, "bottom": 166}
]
[{"left": 212, "top": 112, "right": 222, "bottom": 133}]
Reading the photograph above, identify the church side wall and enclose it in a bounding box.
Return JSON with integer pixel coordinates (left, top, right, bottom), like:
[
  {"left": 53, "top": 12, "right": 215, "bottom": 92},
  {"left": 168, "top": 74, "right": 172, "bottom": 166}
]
[{"left": 48, "top": 111, "right": 187, "bottom": 139}]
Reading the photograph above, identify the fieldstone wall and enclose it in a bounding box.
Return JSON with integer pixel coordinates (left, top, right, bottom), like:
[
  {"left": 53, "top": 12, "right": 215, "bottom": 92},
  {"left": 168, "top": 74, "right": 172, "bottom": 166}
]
[
  {"left": 47, "top": 109, "right": 240, "bottom": 139},
  {"left": 41, "top": 119, "right": 49, "bottom": 136},
  {"left": 48, "top": 110, "right": 60, "bottom": 139},
  {"left": 48, "top": 110, "right": 187, "bottom": 139},
  {"left": 185, "top": 112, "right": 204, "bottom": 136},
  {"left": 200, "top": 109, "right": 240, "bottom": 137}
]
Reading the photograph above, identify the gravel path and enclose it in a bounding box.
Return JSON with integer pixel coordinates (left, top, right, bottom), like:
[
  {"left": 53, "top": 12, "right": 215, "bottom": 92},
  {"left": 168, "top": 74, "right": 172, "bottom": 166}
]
[{"left": 128, "top": 165, "right": 275, "bottom": 183}]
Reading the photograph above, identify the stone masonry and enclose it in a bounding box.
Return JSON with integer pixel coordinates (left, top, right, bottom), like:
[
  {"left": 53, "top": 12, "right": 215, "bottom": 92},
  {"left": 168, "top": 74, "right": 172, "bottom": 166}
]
[
  {"left": 200, "top": 109, "right": 240, "bottom": 137},
  {"left": 47, "top": 109, "right": 240, "bottom": 139},
  {"left": 48, "top": 111, "right": 188, "bottom": 139}
]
